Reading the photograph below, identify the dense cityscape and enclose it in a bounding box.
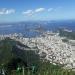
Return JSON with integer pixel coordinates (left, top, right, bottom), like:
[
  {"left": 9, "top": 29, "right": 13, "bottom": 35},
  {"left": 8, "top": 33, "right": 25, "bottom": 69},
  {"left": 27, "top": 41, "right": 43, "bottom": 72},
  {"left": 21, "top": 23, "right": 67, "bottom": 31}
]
[
  {"left": 0, "top": 30, "right": 75, "bottom": 68},
  {"left": 0, "top": 0, "right": 75, "bottom": 75}
]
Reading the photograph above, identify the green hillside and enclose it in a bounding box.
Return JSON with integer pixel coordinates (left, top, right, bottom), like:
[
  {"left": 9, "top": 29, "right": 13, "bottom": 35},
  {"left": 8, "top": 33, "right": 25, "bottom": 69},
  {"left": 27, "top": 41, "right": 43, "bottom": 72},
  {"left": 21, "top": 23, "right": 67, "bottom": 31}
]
[{"left": 0, "top": 38, "right": 75, "bottom": 75}]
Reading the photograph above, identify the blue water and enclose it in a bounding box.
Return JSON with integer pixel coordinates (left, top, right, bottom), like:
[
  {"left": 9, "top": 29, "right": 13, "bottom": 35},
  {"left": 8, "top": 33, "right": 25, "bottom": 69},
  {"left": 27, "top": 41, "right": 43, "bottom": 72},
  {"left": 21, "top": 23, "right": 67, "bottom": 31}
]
[{"left": 0, "top": 20, "right": 75, "bottom": 37}]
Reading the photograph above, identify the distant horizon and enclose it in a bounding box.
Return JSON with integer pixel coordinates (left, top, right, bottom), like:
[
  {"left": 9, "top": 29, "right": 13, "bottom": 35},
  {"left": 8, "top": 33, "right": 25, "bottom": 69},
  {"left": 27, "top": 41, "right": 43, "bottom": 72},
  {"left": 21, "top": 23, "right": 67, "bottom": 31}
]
[{"left": 0, "top": 19, "right": 75, "bottom": 24}]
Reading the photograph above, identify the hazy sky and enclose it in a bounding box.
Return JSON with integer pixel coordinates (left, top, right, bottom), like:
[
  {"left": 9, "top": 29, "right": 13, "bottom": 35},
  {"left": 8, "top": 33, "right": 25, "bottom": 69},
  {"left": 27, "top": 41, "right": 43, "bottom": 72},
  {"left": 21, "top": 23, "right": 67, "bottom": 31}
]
[{"left": 0, "top": 0, "right": 75, "bottom": 22}]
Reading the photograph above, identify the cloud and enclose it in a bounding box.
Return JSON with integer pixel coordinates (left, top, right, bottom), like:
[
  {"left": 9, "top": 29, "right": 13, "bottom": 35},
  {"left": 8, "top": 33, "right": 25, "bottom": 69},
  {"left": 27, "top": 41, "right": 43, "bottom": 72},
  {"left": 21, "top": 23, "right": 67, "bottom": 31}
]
[
  {"left": 48, "top": 7, "right": 62, "bottom": 12},
  {"left": 35, "top": 8, "right": 45, "bottom": 13},
  {"left": 5, "top": 9, "right": 15, "bottom": 14},
  {"left": 48, "top": 8, "right": 53, "bottom": 12},
  {"left": 22, "top": 8, "right": 45, "bottom": 16},
  {"left": 22, "top": 7, "right": 62, "bottom": 16},
  {"left": 22, "top": 10, "right": 33, "bottom": 16},
  {"left": 0, "top": 8, "right": 15, "bottom": 15}
]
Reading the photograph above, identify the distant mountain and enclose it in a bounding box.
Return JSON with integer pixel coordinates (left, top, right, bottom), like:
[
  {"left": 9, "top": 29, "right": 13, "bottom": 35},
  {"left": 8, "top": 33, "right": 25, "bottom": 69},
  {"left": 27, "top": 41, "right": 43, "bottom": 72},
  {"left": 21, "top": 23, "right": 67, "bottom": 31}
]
[{"left": 0, "top": 20, "right": 75, "bottom": 37}]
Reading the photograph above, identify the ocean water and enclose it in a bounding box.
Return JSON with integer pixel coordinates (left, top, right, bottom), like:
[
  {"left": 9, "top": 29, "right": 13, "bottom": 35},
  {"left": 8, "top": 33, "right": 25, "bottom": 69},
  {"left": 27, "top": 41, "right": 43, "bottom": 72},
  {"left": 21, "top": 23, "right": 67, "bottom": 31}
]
[{"left": 0, "top": 20, "right": 75, "bottom": 37}]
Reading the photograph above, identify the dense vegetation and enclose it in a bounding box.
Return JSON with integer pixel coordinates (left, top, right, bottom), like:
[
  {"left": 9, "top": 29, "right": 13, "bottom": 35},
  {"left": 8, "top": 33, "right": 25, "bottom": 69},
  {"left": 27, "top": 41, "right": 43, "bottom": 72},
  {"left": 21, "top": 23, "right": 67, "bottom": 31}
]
[{"left": 0, "top": 38, "right": 75, "bottom": 75}]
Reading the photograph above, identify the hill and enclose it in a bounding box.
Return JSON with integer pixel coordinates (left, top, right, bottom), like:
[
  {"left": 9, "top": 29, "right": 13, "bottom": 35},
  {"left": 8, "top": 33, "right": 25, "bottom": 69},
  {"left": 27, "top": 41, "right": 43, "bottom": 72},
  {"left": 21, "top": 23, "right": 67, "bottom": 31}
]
[{"left": 0, "top": 38, "right": 75, "bottom": 75}]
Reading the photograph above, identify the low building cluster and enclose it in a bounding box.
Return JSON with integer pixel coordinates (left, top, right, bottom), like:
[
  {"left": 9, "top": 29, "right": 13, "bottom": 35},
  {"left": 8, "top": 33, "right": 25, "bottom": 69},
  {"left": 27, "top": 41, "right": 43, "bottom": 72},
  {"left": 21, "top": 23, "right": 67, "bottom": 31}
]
[{"left": 0, "top": 32, "right": 75, "bottom": 69}]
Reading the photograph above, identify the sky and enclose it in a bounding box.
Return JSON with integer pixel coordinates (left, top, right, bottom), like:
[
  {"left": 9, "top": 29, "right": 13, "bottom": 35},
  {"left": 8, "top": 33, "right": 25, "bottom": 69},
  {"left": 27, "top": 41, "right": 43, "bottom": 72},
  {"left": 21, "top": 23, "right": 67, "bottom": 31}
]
[{"left": 0, "top": 0, "right": 75, "bottom": 22}]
